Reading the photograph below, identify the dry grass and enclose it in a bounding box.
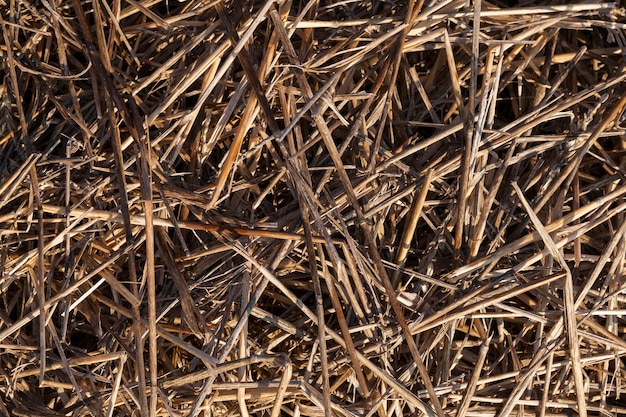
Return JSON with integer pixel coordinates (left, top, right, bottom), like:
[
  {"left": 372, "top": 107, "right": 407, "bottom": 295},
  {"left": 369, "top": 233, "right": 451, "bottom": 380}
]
[{"left": 1, "top": 0, "right": 626, "bottom": 416}]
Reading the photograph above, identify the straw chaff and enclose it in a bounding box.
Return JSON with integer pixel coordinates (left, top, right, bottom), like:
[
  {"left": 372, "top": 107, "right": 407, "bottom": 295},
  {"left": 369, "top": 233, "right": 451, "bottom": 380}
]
[{"left": 1, "top": 1, "right": 626, "bottom": 416}]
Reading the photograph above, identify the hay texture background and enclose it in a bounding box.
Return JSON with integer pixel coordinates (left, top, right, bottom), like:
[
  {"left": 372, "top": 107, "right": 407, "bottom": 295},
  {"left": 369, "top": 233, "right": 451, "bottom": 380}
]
[{"left": 1, "top": 0, "right": 626, "bottom": 416}]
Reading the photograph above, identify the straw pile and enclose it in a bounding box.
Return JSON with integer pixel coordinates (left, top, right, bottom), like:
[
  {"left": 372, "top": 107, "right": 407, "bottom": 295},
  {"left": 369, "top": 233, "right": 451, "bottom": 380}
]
[{"left": 1, "top": 0, "right": 626, "bottom": 416}]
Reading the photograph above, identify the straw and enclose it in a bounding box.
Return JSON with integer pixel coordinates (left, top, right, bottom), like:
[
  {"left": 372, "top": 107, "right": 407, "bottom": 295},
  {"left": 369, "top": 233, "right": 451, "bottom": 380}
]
[{"left": 1, "top": 1, "right": 626, "bottom": 416}]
